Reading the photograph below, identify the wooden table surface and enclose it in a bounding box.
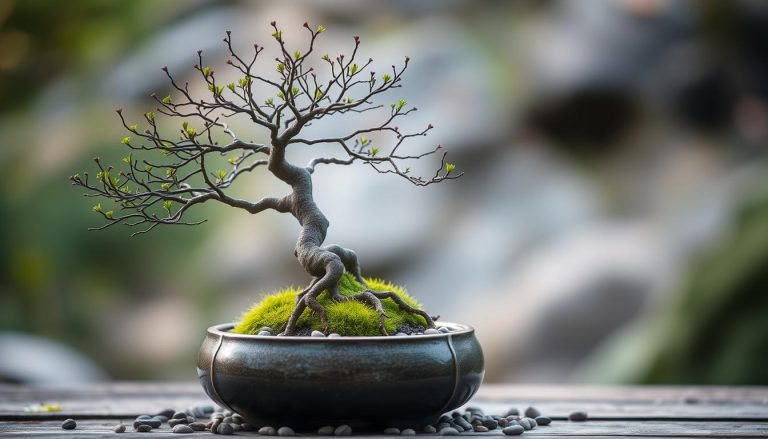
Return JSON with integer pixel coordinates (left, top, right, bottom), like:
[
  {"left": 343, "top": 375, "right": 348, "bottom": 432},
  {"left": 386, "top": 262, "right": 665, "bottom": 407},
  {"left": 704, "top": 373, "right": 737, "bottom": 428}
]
[{"left": 1, "top": 383, "right": 767, "bottom": 437}]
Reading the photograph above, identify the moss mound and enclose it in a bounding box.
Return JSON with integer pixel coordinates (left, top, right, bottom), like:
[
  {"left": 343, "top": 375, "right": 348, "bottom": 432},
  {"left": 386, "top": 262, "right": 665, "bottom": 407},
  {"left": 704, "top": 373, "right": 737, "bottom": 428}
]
[{"left": 233, "top": 273, "right": 428, "bottom": 336}]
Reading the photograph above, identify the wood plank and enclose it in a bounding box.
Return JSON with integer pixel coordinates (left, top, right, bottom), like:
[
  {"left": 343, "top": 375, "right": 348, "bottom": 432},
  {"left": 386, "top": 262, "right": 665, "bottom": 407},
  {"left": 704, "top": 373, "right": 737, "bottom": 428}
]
[{"left": 1, "top": 419, "right": 768, "bottom": 437}]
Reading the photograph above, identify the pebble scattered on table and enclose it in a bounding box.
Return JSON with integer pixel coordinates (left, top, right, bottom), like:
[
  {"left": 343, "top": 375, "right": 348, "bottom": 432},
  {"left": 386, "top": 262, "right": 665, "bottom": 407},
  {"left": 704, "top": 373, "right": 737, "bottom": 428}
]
[
  {"left": 188, "top": 422, "right": 207, "bottom": 431},
  {"left": 318, "top": 425, "right": 335, "bottom": 435},
  {"left": 474, "top": 425, "right": 489, "bottom": 432},
  {"left": 258, "top": 426, "right": 277, "bottom": 435},
  {"left": 278, "top": 426, "right": 296, "bottom": 436},
  {"left": 334, "top": 424, "right": 352, "bottom": 436},
  {"left": 535, "top": 415, "right": 551, "bottom": 426},
  {"left": 328, "top": 333, "right": 341, "bottom": 338},
  {"left": 135, "top": 424, "right": 152, "bottom": 432},
  {"left": 401, "top": 428, "right": 416, "bottom": 435},
  {"left": 569, "top": 410, "right": 589, "bottom": 421},
  {"left": 61, "top": 419, "right": 76, "bottom": 430},
  {"left": 311, "top": 330, "right": 325, "bottom": 337},
  {"left": 383, "top": 427, "right": 400, "bottom": 434},
  {"left": 216, "top": 422, "right": 234, "bottom": 435},
  {"left": 502, "top": 425, "right": 525, "bottom": 435},
  {"left": 439, "top": 427, "right": 460, "bottom": 435},
  {"left": 423, "top": 424, "right": 437, "bottom": 433},
  {"left": 524, "top": 406, "right": 541, "bottom": 418},
  {"left": 154, "top": 408, "right": 175, "bottom": 418},
  {"left": 172, "top": 424, "right": 194, "bottom": 434},
  {"left": 424, "top": 328, "right": 440, "bottom": 334},
  {"left": 113, "top": 423, "right": 126, "bottom": 433}
]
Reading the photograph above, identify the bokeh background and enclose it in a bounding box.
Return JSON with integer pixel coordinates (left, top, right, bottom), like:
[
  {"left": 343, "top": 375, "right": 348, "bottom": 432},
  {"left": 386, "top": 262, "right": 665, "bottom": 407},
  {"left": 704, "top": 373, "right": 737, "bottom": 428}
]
[{"left": 2, "top": 0, "right": 768, "bottom": 384}]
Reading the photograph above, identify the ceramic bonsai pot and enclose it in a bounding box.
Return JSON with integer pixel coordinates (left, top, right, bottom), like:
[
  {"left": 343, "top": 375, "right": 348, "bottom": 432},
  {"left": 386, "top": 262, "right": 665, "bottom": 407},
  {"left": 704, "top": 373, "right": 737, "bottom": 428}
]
[{"left": 197, "top": 322, "right": 484, "bottom": 428}]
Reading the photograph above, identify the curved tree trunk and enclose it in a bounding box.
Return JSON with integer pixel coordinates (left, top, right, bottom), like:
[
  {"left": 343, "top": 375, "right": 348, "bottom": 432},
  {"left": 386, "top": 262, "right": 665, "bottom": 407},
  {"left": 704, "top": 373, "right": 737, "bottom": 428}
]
[{"left": 268, "top": 140, "right": 434, "bottom": 335}]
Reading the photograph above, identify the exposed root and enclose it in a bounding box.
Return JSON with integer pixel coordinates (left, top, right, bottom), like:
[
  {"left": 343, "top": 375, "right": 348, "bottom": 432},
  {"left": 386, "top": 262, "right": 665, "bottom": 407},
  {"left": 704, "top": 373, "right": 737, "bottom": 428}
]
[{"left": 349, "top": 291, "right": 390, "bottom": 335}]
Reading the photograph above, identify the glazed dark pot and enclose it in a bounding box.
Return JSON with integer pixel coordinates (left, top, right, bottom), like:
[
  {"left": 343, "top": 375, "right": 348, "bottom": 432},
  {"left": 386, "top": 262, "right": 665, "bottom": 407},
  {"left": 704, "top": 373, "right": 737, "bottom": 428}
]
[{"left": 197, "top": 322, "right": 484, "bottom": 428}]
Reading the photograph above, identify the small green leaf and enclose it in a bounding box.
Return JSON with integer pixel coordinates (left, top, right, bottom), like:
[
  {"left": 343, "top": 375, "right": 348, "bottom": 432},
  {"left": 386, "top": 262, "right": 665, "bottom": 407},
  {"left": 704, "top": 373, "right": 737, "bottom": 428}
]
[
  {"left": 145, "top": 111, "right": 154, "bottom": 121},
  {"left": 370, "top": 146, "right": 380, "bottom": 156},
  {"left": 238, "top": 76, "right": 251, "bottom": 88},
  {"left": 405, "top": 166, "right": 411, "bottom": 173},
  {"left": 322, "top": 54, "right": 331, "bottom": 62},
  {"left": 276, "top": 63, "right": 285, "bottom": 73},
  {"left": 92, "top": 203, "right": 102, "bottom": 212},
  {"left": 272, "top": 30, "right": 282, "bottom": 40},
  {"left": 185, "top": 127, "right": 197, "bottom": 138},
  {"left": 122, "top": 154, "right": 131, "bottom": 164},
  {"left": 165, "top": 168, "right": 175, "bottom": 177},
  {"left": 228, "top": 156, "right": 238, "bottom": 165},
  {"left": 202, "top": 66, "right": 212, "bottom": 77},
  {"left": 163, "top": 200, "right": 172, "bottom": 211},
  {"left": 382, "top": 73, "right": 392, "bottom": 83},
  {"left": 345, "top": 97, "right": 353, "bottom": 104},
  {"left": 226, "top": 82, "right": 235, "bottom": 92},
  {"left": 162, "top": 95, "right": 172, "bottom": 104},
  {"left": 291, "top": 86, "right": 299, "bottom": 96},
  {"left": 316, "top": 25, "right": 326, "bottom": 33},
  {"left": 349, "top": 64, "right": 358, "bottom": 75},
  {"left": 111, "top": 176, "right": 120, "bottom": 187},
  {"left": 105, "top": 210, "right": 114, "bottom": 219},
  {"left": 265, "top": 97, "right": 274, "bottom": 106},
  {"left": 129, "top": 124, "right": 138, "bottom": 132},
  {"left": 294, "top": 50, "right": 301, "bottom": 60},
  {"left": 277, "top": 91, "right": 285, "bottom": 101},
  {"left": 216, "top": 169, "right": 227, "bottom": 180},
  {"left": 397, "top": 98, "right": 407, "bottom": 111},
  {"left": 314, "top": 89, "right": 323, "bottom": 100},
  {"left": 182, "top": 121, "right": 189, "bottom": 130},
  {"left": 145, "top": 164, "right": 153, "bottom": 172},
  {"left": 121, "top": 136, "right": 130, "bottom": 145},
  {"left": 360, "top": 137, "right": 368, "bottom": 145},
  {"left": 160, "top": 183, "right": 170, "bottom": 191},
  {"left": 446, "top": 163, "right": 456, "bottom": 173}
]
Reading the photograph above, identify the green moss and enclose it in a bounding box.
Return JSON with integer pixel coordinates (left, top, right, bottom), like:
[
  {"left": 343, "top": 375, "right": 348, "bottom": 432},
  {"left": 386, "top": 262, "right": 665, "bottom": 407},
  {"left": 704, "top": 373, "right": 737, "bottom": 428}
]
[{"left": 233, "top": 272, "right": 427, "bottom": 336}]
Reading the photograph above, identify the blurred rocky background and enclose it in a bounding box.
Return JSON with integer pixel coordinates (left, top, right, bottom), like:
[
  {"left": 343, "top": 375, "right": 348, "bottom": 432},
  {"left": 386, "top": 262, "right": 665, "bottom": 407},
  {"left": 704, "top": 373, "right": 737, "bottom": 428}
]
[{"left": 1, "top": 0, "right": 767, "bottom": 384}]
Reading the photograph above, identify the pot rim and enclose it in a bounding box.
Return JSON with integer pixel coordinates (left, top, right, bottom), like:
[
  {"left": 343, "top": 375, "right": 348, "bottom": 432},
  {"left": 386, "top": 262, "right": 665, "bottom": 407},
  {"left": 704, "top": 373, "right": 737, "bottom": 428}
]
[{"left": 208, "top": 321, "right": 474, "bottom": 341}]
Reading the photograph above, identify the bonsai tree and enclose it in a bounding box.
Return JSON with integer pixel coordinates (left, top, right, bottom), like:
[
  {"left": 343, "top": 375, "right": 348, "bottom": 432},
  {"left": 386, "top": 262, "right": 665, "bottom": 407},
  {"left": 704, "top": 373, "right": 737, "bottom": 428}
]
[{"left": 71, "top": 22, "right": 461, "bottom": 336}]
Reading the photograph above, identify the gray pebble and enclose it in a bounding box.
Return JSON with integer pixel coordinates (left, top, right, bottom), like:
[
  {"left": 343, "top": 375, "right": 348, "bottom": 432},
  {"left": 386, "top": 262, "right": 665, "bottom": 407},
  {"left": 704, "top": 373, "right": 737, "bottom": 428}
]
[
  {"left": 525, "top": 417, "right": 538, "bottom": 428},
  {"left": 155, "top": 415, "right": 169, "bottom": 422},
  {"left": 568, "top": 411, "right": 588, "bottom": 422},
  {"left": 113, "top": 423, "right": 126, "bottom": 433},
  {"left": 423, "top": 425, "right": 437, "bottom": 433},
  {"left": 524, "top": 406, "right": 541, "bottom": 418},
  {"left": 135, "top": 424, "right": 152, "bottom": 432},
  {"left": 278, "top": 426, "right": 295, "bottom": 436},
  {"left": 502, "top": 425, "right": 524, "bottom": 435},
  {"left": 217, "top": 422, "right": 234, "bottom": 435},
  {"left": 311, "top": 330, "right": 325, "bottom": 337},
  {"left": 136, "top": 415, "right": 152, "bottom": 421},
  {"left": 61, "top": 419, "right": 76, "bottom": 430},
  {"left": 394, "top": 332, "right": 408, "bottom": 336},
  {"left": 173, "top": 424, "right": 194, "bottom": 434},
  {"left": 328, "top": 333, "right": 341, "bottom": 338},
  {"left": 436, "top": 422, "right": 451, "bottom": 430},
  {"left": 504, "top": 408, "right": 520, "bottom": 417},
  {"left": 169, "top": 418, "right": 188, "bottom": 427},
  {"left": 473, "top": 425, "right": 489, "bottom": 432},
  {"left": 439, "top": 415, "right": 452, "bottom": 423},
  {"left": 172, "top": 411, "right": 187, "bottom": 420},
  {"left": 401, "top": 428, "right": 416, "bottom": 435},
  {"left": 424, "top": 328, "right": 440, "bottom": 334},
  {"left": 259, "top": 426, "right": 277, "bottom": 435},
  {"left": 482, "top": 418, "right": 498, "bottom": 429},
  {"left": 535, "top": 416, "right": 551, "bottom": 426},
  {"left": 384, "top": 427, "right": 401, "bottom": 434},
  {"left": 187, "top": 416, "right": 196, "bottom": 424},
  {"left": 334, "top": 424, "right": 352, "bottom": 436},
  {"left": 438, "top": 327, "right": 450, "bottom": 333},
  {"left": 257, "top": 330, "right": 272, "bottom": 336},
  {"left": 518, "top": 418, "right": 532, "bottom": 430},
  {"left": 222, "top": 416, "right": 233, "bottom": 424},
  {"left": 498, "top": 418, "right": 509, "bottom": 427},
  {"left": 438, "top": 427, "right": 460, "bottom": 435},
  {"left": 211, "top": 413, "right": 224, "bottom": 421},
  {"left": 259, "top": 326, "right": 273, "bottom": 333},
  {"left": 318, "top": 425, "right": 335, "bottom": 435},
  {"left": 231, "top": 414, "right": 244, "bottom": 424},
  {"left": 189, "top": 422, "right": 207, "bottom": 431}
]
